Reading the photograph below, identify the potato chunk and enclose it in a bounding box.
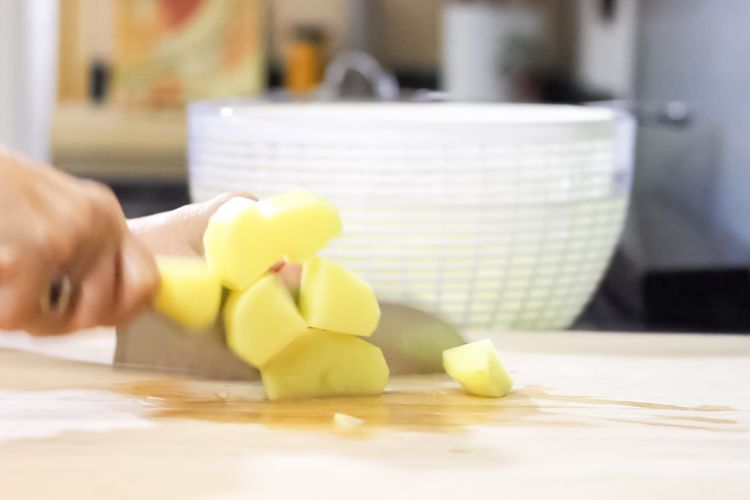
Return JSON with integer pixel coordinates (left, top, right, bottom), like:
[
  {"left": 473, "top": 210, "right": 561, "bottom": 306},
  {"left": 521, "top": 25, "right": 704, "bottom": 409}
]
[
  {"left": 299, "top": 257, "right": 380, "bottom": 337},
  {"left": 203, "top": 193, "right": 341, "bottom": 291},
  {"left": 443, "top": 339, "right": 513, "bottom": 398},
  {"left": 262, "top": 329, "right": 389, "bottom": 400},
  {"left": 225, "top": 273, "right": 308, "bottom": 368},
  {"left": 153, "top": 256, "right": 221, "bottom": 330},
  {"left": 269, "top": 191, "right": 342, "bottom": 263},
  {"left": 203, "top": 197, "right": 281, "bottom": 290}
]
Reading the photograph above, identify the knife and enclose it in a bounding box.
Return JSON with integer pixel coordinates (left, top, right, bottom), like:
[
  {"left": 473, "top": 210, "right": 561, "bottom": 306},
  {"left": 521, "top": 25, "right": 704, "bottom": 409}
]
[{"left": 114, "top": 302, "right": 465, "bottom": 380}]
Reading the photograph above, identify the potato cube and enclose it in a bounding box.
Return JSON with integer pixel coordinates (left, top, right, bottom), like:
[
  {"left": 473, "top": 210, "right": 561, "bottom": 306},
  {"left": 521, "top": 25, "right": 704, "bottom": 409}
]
[
  {"left": 299, "top": 257, "right": 380, "bottom": 337},
  {"left": 333, "top": 413, "right": 364, "bottom": 430},
  {"left": 203, "top": 197, "right": 282, "bottom": 290},
  {"left": 269, "top": 191, "right": 342, "bottom": 263},
  {"left": 225, "top": 273, "right": 308, "bottom": 368},
  {"left": 443, "top": 339, "right": 513, "bottom": 398},
  {"left": 261, "top": 329, "right": 389, "bottom": 400},
  {"left": 153, "top": 256, "right": 221, "bottom": 330},
  {"left": 203, "top": 193, "right": 342, "bottom": 291}
]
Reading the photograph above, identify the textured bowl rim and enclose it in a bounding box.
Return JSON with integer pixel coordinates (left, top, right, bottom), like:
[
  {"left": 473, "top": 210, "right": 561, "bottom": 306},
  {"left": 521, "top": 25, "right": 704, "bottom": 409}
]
[{"left": 189, "top": 100, "right": 615, "bottom": 126}]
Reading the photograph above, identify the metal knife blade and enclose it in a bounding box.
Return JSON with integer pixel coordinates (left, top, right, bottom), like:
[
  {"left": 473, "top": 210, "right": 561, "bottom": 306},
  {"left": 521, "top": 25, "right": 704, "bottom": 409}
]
[{"left": 114, "top": 303, "right": 465, "bottom": 380}]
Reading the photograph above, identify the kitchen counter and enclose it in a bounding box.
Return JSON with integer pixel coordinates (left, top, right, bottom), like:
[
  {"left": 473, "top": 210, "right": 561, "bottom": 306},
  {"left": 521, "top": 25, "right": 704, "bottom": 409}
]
[
  {"left": 0, "top": 329, "right": 748, "bottom": 499},
  {"left": 51, "top": 103, "right": 187, "bottom": 182}
]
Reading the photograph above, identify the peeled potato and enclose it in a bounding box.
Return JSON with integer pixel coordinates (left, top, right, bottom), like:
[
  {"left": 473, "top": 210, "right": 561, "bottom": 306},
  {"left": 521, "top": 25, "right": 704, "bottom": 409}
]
[
  {"left": 443, "top": 339, "right": 513, "bottom": 398},
  {"left": 224, "top": 273, "right": 308, "bottom": 369},
  {"left": 203, "top": 197, "right": 282, "bottom": 291},
  {"left": 333, "top": 413, "right": 364, "bottom": 430},
  {"left": 203, "top": 193, "right": 341, "bottom": 291},
  {"left": 261, "top": 329, "right": 389, "bottom": 400},
  {"left": 299, "top": 257, "right": 380, "bottom": 337},
  {"left": 153, "top": 256, "right": 222, "bottom": 330},
  {"left": 269, "top": 191, "right": 342, "bottom": 263}
]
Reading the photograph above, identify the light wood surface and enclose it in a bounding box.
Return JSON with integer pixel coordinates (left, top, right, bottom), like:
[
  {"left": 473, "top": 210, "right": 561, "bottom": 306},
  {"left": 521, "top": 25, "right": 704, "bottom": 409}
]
[{"left": 0, "top": 329, "right": 748, "bottom": 499}]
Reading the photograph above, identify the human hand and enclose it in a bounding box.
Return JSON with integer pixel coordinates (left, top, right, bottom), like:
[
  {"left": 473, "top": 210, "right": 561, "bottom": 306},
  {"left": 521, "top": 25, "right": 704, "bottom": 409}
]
[{"left": 0, "top": 149, "right": 158, "bottom": 335}]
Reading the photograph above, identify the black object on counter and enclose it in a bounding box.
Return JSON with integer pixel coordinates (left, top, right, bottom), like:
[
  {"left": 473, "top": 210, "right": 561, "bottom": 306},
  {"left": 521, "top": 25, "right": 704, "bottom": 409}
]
[
  {"left": 89, "top": 59, "right": 111, "bottom": 105},
  {"left": 643, "top": 268, "right": 750, "bottom": 333}
]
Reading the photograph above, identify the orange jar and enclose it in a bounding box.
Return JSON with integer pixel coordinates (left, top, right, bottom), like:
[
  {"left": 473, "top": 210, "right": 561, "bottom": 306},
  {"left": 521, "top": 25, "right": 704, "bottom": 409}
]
[{"left": 285, "top": 25, "right": 325, "bottom": 95}]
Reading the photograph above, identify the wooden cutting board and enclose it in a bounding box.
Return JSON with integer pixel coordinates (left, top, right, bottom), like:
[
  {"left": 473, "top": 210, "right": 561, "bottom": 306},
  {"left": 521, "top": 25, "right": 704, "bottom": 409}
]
[{"left": 0, "top": 329, "right": 749, "bottom": 500}]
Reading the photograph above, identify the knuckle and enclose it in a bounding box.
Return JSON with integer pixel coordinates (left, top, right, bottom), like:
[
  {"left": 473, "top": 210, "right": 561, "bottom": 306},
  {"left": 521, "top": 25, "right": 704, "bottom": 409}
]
[
  {"left": 79, "top": 182, "right": 125, "bottom": 234},
  {"left": 81, "top": 181, "right": 119, "bottom": 212},
  {"left": 89, "top": 182, "right": 119, "bottom": 208}
]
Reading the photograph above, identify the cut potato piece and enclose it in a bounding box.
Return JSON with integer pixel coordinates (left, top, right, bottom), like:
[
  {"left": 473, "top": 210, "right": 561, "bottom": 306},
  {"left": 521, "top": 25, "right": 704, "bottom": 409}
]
[
  {"left": 153, "top": 256, "right": 221, "bottom": 330},
  {"left": 203, "top": 197, "right": 281, "bottom": 290},
  {"left": 299, "top": 257, "right": 380, "bottom": 337},
  {"left": 203, "top": 193, "right": 341, "bottom": 290},
  {"left": 262, "top": 329, "right": 389, "bottom": 400},
  {"left": 443, "top": 339, "right": 513, "bottom": 398},
  {"left": 269, "top": 191, "right": 342, "bottom": 263},
  {"left": 225, "top": 273, "right": 308, "bottom": 368},
  {"left": 333, "top": 413, "right": 364, "bottom": 430}
]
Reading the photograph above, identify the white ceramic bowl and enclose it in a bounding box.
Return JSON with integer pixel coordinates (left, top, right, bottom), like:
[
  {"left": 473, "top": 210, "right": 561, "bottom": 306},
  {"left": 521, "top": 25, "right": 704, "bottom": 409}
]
[{"left": 189, "top": 101, "right": 633, "bottom": 330}]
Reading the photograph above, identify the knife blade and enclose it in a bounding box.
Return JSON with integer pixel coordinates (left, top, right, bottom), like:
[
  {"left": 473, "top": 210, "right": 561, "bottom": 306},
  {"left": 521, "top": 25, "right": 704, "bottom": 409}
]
[{"left": 115, "top": 303, "right": 465, "bottom": 380}]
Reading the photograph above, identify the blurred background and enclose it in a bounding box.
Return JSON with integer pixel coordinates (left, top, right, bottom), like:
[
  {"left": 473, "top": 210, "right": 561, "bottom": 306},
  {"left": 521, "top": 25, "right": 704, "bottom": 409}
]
[{"left": 0, "top": 0, "right": 748, "bottom": 334}]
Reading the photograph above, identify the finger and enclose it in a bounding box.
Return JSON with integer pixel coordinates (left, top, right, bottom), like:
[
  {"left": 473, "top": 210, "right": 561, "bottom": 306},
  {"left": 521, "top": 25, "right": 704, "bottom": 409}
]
[
  {"left": 204, "top": 191, "right": 258, "bottom": 209},
  {"left": 64, "top": 246, "right": 118, "bottom": 331},
  {"left": 113, "top": 234, "right": 159, "bottom": 327},
  {"left": 0, "top": 245, "right": 59, "bottom": 333},
  {"left": 0, "top": 283, "right": 43, "bottom": 331}
]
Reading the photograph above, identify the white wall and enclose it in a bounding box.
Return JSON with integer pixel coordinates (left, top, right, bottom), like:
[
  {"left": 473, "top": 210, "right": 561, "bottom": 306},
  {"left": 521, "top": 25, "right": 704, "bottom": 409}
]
[
  {"left": 0, "top": 0, "right": 58, "bottom": 162},
  {"left": 0, "top": 0, "right": 24, "bottom": 152},
  {"left": 575, "top": 0, "right": 638, "bottom": 99},
  {"left": 635, "top": 0, "right": 750, "bottom": 250}
]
